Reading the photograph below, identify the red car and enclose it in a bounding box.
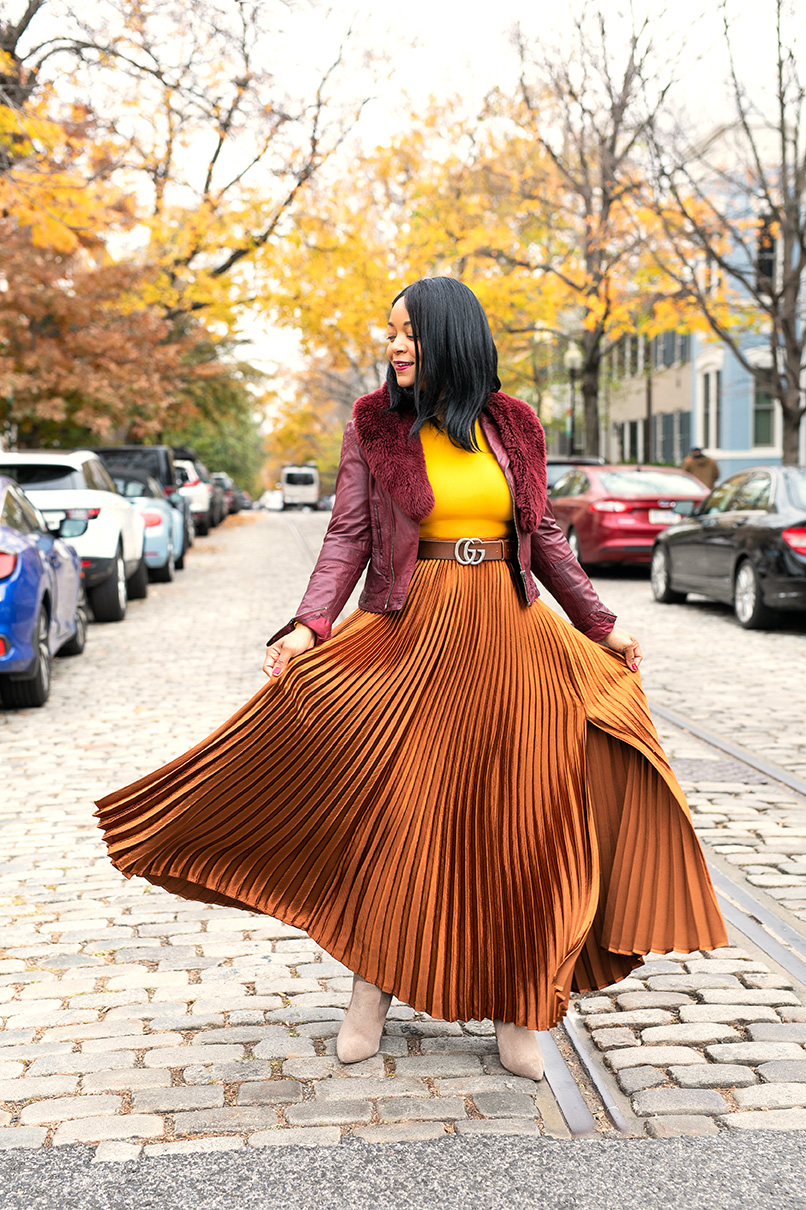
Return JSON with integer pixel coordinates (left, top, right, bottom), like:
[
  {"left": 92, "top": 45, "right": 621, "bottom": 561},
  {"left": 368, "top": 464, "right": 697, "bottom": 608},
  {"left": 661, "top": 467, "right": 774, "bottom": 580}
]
[{"left": 549, "top": 465, "right": 708, "bottom": 566}]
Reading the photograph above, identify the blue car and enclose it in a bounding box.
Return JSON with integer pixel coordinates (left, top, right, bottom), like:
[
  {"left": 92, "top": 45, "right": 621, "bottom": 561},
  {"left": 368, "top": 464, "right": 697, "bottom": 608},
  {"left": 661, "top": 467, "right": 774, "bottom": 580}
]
[
  {"left": 107, "top": 466, "right": 186, "bottom": 580},
  {"left": 0, "top": 476, "right": 88, "bottom": 708}
]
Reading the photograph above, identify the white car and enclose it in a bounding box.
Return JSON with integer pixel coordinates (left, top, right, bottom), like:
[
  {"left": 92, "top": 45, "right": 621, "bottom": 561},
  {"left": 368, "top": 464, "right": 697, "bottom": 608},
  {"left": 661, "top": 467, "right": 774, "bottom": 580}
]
[
  {"left": 175, "top": 459, "right": 214, "bottom": 535},
  {"left": 0, "top": 450, "right": 146, "bottom": 622}
]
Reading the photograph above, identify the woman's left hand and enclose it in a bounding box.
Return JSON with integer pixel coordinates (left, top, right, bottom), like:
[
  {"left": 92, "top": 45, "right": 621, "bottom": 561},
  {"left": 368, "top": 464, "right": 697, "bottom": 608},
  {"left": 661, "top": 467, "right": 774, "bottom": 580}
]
[{"left": 600, "top": 625, "right": 643, "bottom": 672}]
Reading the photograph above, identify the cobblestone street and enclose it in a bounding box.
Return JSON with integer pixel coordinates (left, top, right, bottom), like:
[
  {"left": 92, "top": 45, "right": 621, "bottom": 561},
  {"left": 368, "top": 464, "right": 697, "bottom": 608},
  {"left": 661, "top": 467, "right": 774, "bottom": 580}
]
[{"left": 2, "top": 512, "right": 806, "bottom": 1180}]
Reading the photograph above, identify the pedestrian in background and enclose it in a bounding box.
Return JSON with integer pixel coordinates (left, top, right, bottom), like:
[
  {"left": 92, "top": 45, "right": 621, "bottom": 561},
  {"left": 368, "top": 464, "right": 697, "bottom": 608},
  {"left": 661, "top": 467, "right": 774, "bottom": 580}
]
[
  {"left": 96, "top": 277, "right": 726, "bottom": 1083},
  {"left": 682, "top": 446, "right": 720, "bottom": 489}
]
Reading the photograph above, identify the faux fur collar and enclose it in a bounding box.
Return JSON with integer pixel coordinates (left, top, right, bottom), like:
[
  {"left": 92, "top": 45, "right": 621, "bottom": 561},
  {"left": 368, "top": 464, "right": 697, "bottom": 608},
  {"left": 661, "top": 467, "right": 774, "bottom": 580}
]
[{"left": 351, "top": 385, "right": 547, "bottom": 531}]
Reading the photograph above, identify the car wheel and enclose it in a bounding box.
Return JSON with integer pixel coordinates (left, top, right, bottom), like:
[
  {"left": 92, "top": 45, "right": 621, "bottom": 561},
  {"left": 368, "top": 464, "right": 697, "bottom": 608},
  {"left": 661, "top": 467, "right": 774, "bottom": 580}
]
[
  {"left": 0, "top": 607, "right": 51, "bottom": 708},
  {"left": 734, "top": 560, "right": 775, "bottom": 629},
  {"left": 151, "top": 546, "right": 176, "bottom": 583},
  {"left": 196, "top": 514, "right": 209, "bottom": 536},
  {"left": 90, "top": 548, "right": 127, "bottom": 622},
  {"left": 175, "top": 546, "right": 185, "bottom": 571},
  {"left": 59, "top": 587, "right": 88, "bottom": 656},
  {"left": 126, "top": 553, "right": 149, "bottom": 600},
  {"left": 650, "top": 545, "right": 687, "bottom": 604},
  {"left": 567, "top": 528, "right": 582, "bottom": 562}
]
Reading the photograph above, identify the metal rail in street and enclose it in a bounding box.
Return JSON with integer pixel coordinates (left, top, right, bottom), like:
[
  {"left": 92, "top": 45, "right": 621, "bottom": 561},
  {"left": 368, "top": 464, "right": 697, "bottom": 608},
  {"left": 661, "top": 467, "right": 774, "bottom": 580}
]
[{"left": 537, "top": 1029, "right": 598, "bottom": 1137}]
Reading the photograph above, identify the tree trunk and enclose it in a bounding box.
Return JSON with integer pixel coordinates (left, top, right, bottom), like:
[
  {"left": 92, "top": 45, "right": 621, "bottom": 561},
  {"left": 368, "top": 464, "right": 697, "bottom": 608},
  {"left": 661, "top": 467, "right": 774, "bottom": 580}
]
[
  {"left": 581, "top": 366, "right": 600, "bottom": 456},
  {"left": 781, "top": 401, "right": 802, "bottom": 465}
]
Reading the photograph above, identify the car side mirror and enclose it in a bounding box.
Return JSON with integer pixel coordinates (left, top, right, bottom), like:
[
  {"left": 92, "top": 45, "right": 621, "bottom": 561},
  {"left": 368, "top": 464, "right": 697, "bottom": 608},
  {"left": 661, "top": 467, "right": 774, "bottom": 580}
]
[
  {"left": 56, "top": 518, "right": 89, "bottom": 539},
  {"left": 674, "top": 500, "right": 695, "bottom": 516}
]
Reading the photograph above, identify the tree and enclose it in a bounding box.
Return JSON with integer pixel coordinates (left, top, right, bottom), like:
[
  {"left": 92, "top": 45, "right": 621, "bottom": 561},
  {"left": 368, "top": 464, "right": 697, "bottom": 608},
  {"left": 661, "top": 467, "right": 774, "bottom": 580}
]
[{"left": 650, "top": 0, "right": 806, "bottom": 464}]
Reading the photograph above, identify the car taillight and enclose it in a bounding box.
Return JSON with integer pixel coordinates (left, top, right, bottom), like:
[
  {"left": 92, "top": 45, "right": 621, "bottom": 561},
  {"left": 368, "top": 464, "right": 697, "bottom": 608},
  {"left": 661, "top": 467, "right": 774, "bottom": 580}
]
[
  {"left": 783, "top": 527, "right": 806, "bottom": 554},
  {"left": 81, "top": 559, "right": 92, "bottom": 568},
  {"left": 183, "top": 475, "right": 200, "bottom": 488},
  {"left": 164, "top": 484, "right": 176, "bottom": 495},
  {"left": 590, "top": 500, "right": 630, "bottom": 513},
  {"left": 66, "top": 508, "right": 101, "bottom": 521},
  {"left": 0, "top": 552, "right": 17, "bottom": 580},
  {"left": 0, "top": 635, "right": 7, "bottom": 655},
  {"left": 142, "top": 511, "right": 163, "bottom": 528}
]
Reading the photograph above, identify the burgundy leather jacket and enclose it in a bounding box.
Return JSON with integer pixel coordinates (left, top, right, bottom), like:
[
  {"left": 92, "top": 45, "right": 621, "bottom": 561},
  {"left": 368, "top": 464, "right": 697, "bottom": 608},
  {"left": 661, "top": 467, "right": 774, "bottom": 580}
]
[{"left": 268, "top": 387, "right": 617, "bottom": 647}]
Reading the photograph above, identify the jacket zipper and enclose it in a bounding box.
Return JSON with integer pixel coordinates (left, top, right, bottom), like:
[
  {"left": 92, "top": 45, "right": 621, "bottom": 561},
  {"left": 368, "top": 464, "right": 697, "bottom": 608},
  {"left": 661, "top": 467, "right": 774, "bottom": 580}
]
[
  {"left": 503, "top": 458, "right": 530, "bottom": 599},
  {"left": 384, "top": 521, "right": 396, "bottom": 609}
]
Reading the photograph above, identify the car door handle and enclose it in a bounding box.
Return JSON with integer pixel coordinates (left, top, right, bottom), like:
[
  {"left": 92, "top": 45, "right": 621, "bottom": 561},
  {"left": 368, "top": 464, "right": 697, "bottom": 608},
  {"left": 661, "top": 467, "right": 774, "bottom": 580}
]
[{"left": 731, "top": 516, "right": 749, "bottom": 527}]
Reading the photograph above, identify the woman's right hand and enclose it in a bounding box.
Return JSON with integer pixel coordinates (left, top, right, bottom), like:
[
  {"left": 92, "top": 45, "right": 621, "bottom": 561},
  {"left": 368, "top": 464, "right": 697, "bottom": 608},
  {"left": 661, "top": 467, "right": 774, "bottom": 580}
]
[{"left": 263, "top": 624, "right": 316, "bottom": 679}]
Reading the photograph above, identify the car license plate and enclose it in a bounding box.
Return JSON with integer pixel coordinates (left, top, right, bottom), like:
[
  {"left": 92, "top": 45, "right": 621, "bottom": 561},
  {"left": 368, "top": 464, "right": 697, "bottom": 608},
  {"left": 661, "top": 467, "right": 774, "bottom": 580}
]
[{"left": 649, "top": 509, "right": 676, "bottom": 525}]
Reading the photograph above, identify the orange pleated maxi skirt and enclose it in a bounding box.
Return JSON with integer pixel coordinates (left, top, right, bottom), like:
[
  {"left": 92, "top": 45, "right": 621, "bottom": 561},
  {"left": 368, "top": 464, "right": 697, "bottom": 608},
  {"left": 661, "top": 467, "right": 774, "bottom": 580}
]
[{"left": 95, "top": 558, "right": 727, "bottom": 1030}]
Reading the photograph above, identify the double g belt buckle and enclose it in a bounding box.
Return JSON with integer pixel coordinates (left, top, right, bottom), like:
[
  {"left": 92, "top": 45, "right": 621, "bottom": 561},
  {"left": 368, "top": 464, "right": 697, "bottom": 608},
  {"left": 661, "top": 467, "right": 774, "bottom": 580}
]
[{"left": 454, "top": 536, "right": 486, "bottom": 565}]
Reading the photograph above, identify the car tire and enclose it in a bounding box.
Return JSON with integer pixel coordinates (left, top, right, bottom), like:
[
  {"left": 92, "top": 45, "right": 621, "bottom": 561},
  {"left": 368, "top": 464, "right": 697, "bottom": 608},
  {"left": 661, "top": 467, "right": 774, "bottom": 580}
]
[
  {"left": 151, "top": 546, "right": 176, "bottom": 583},
  {"left": 0, "top": 607, "right": 51, "bottom": 709},
  {"left": 650, "top": 544, "right": 687, "bottom": 604},
  {"left": 127, "top": 553, "right": 149, "bottom": 600},
  {"left": 196, "top": 514, "right": 210, "bottom": 536},
  {"left": 734, "top": 559, "right": 775, "bottom": 629},
  {"left": 59, "top": 587, "right": 88, "bottom": 656},
  {"left": 90, "top": 548, "right": 127, "bottom": 622},
  {"left": 175, "top": 546, "right": 185, "bottom": 571}
]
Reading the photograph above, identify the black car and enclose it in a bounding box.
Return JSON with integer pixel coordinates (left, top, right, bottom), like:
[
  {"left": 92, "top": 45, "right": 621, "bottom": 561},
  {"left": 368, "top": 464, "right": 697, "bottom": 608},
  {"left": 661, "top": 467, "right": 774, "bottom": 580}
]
[
  {"left": 96, "top": 446, "right": 194, "bottom": 552},
  {"left": 546, "top": 455, "right": 606, "bottom": 489},
  {"left": 650, "top": 465, "right": 806, "bottom": 628}
]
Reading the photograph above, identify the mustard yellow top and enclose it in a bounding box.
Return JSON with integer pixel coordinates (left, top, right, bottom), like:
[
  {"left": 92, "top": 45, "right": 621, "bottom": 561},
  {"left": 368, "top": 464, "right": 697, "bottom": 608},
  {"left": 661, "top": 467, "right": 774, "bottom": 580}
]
[{"left": 418, "top": 420, "right": 514, "bottom": 541}]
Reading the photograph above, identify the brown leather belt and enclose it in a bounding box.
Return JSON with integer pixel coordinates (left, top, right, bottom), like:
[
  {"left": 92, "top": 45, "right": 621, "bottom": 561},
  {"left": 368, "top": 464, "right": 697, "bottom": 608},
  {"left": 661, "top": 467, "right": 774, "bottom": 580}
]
[{"left": 417, "top": 537, "right": 517, "bottom": 565}]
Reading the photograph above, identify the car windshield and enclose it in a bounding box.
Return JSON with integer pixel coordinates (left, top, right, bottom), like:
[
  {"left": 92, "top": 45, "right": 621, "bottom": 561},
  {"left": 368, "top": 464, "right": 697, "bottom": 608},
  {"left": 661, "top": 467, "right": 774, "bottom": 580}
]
[
  {"left": 546, "top": 463, "right": 577, "bottom": 487},
  {"left": 598, "top": 471, "right": 702, "bottom": 497},
  {"left": 787, "top": 469, "right": 806, "bottom": 511},
  {"left": 284, "top": 471, "right": 315, "bottom": 485},
  {"left": 102, "top": 450, "right": 162, "bottom": 476},
  {"left": 0, "top": 464, "right": 80, "bottom": 490}
]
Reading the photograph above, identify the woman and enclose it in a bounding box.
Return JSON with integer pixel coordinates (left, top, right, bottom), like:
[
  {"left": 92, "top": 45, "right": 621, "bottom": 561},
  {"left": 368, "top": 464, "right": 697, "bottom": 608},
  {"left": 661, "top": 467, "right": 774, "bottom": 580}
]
[{"left": 96, "top": 277, "right": 727, "bottom": 1083}]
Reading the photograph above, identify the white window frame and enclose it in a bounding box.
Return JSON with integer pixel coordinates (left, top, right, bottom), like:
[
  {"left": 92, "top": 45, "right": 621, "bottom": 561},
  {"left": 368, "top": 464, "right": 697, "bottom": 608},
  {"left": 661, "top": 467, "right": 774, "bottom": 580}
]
[
  {"left": 745, "top": 346, "right": 781, "bottom": 454},
  {"left": 694, "top": 347, "right": 725, "bottom": 453}
]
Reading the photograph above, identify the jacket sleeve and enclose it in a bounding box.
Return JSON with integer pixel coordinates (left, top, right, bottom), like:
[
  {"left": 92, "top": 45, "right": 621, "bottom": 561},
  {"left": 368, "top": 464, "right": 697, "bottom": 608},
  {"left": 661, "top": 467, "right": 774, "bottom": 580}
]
[
  {"left": 529, "top": 500, "right": 617, "bottom": 642},
  {"left": 267, "top": 423, "right": 372, "bottom": 646}
]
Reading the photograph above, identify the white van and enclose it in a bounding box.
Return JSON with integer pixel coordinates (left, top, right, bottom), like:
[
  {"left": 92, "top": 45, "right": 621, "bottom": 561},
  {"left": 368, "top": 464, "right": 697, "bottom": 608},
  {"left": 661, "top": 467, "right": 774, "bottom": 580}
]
[{"left": 281, "top": 464, "right": 319, "bottom": 510}]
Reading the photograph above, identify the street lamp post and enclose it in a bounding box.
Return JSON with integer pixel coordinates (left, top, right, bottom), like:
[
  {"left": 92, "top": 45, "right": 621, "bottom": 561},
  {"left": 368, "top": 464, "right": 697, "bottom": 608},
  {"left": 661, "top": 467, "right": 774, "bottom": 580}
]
[{"left": 563, "top": 343, "right": 583, "bottom": 456}]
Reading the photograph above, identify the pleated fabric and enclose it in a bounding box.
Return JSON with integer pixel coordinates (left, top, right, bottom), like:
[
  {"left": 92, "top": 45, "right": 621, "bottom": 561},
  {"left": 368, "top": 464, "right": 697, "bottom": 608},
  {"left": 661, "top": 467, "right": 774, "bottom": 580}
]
[{"left": 95, "top": 559, "right": 727, "bottom": 1030}]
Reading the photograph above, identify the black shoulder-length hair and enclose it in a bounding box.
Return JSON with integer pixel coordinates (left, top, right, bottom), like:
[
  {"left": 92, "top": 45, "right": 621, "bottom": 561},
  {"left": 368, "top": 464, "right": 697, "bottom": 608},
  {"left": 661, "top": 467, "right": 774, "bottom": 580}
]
[{"left": 386, "top": 276, "right": 501, "bottom": 452}]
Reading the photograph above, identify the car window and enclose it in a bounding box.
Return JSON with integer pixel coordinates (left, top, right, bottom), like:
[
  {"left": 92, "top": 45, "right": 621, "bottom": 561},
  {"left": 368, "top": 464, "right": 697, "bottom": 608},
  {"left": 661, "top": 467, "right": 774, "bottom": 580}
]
[
  {"left": 0, "top": 463, "right": 81, "bottom": 490},
  {"left": 111, "top": 474, "right": 145, "bottom": 498},
  {"left": 99, "top": 448, "right": 165, "bottom": 480},
  {"left": 549, "top": 470, "right": 574, "bottom": 496},
  {"left": 83, "top": 459, "right": 116, "bottom": 493},
  {"left": 147, "top": 477, "right": 165, "bottom": 499},
  {"left": 1, "top": 488, "right": 25, "bottom": 531},
  {"left": 786, "top": 470, "right": 806, "bottom": 511},
  {"left": 701, "top": 477, "right": 743, "bottom": 514},
  {"left": 16, "top": 489, "right": 45, "bottom": 533},
  {"left": 598, "top": 471, "right": 704, "bottom": 497},
  {"left": 732, "top": 473, "right": 772, "bottom": 511}
]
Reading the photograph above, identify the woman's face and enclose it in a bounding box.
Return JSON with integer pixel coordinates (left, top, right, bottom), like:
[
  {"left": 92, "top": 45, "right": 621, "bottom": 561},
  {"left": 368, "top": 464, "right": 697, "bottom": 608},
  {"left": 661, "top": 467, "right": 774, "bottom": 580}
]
[{"left": 386, "top": 297, "right": 418, "bottom": 389}]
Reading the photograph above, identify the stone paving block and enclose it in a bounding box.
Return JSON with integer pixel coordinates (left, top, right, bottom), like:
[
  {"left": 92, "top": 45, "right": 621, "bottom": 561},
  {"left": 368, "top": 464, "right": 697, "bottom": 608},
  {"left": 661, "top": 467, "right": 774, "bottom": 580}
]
[
  {"left": 616, "top": 1067, "right": 666, "bottom": 1095},
  {"left": 435, "top": 1075, "right": 537, "bottom": 1097},
  {"left": 669, "top": 1064, "right": 757, "bottom": 1088},
  {"left": 607, "top": 1047, "right": 703, "bottom": 1071},
  {"left": 780, "top": 1008, "right": 806, "bottom": 1022},
  {"left": 720, "top": 1108, "right": 806, "bottom": 1131},
  {"left": 645, "top": 1115, "right": 719, "bottom": 1138},
  {"left": 0, "top": 1064, "right": 24, "bottom": 1081},
  {"left": 616, "top": 993, "right": 694, "bottom": 1011},
  {"left": 699, "top": 989, "right": 800, "bottom": 1006},
  {"left": 420, "top": 1037, "right": 497, "bottom": 1055},
  {"left": 734, "top": 1083, "right": 806, "bottom": 1109},
  {"left": 82, "top": 1069, "right": 172, "bottom": 1093},
  {"left": 280, "top": 1057, "right": 341, "bottom": 1081},
  {"left": 20, "top": 1094, "right": 122, "bottom": 1126},
  {"left": 454, "top": 1119, "right": 541, "bottom": 1137},
  {"left": 590, "top": 1028, "right": 638, "bottom": 1050},
  {"left": 143, "top": 1045, "right": 245, "bottom": 1067},
  {"left": 183, "top": 1061, "right": 274, "bottom": 1085},
  {"left": 678, "top": 1005, "right": 780, "bottom": 1025},
  {"left": 392, "top": 1021, "right": 465, "bottom": 1038},
  {"left": 647, "top": 976, "right": 741, "bottom": 992},
  {"left": 379, "top": 1096, "right": 466, "bottom": 1122},
  {"left": 472, "top": 1091, "right": 536, "bottom": 1119},
  {"left": 52, "top": 1115, "right": 164, "bottom": 1146},
  {"left": 631, "top": 1088, "right": 728, "bottom": 1116},
  {"left": 82, "top": 1032, "right": 184, "bottom": 1053},
  {"left": 758, "top": 1061, "right": 806, "bottom": 1083},
  {"left": 174, "top": 1106, "right": 278, "bottom": 1135},
  {"left": 640, "top": 1024, "right": 740, "bottom": 1045},
  {"left": 192, "top": 1026, "right": 291, "bottom": 1045},
  {"left": 395, "top": 1055, "right": 483, "bottom": 1078},
  {"left": 0, "top": 1113, "right": 10, "bottom": 1127},
  {"left": 91, "top": 1142, "right": 142, "bottom": 1163},
  {"left": 685, "top": 960, "right": 768, "bottom": 976},
  {"left": 252, "top": 1037, "right": 316, "bottom": 1060},
  {"left": 632, "top": 961, "right": 684, "bottom": 977},
  {"left": 0, "top": 1127, "right": 48, "bottom": 1150},
  {"left": 292, "top": 1021, "right": 343, "bottom": 1040},
  {"left": 354, "top": 1123, "right": 445, "bottom": 1143},
  {"left": 580, "top": 1011, "right": 674, "bottom": 1030},
  {"left": 28, "top": 1052, "right": 135, "bottom": 1077},
  {"left": 315, "top": 1077, "right": 427, "bottom": 1101},
  {"left": 286, "top": 1100, "right": 373, "bottom": 1127},
  {"left": 249, "top": 1127, "right": 342, "bottom": 1148},
  {"left": 133, "top": 1086, "right": 225, "bottom": 1113},
  {"left": 0, "top": 1076, "right": 79, "bottom": 1100},
  {"left": 41, "top": 1021, "right": 145, "bottom": 1043},
  {"left": 747, "top": 1023, "right": 806, "bottom": 1043},
  {"left": 743, "top": 974, "right": 795, "bottom": 990},
  {"left": 706, "top": 1043, "right": 806, "bottom": 1064},
  {"left": 145, "top": 1138, "right": 244, "bottom": 1157},
  {"left": 237, "top": 1081, "right": 303, "bottom": 1106},
  {"left": 575, "top": 997, "right": 614, "bottom": 1015}
]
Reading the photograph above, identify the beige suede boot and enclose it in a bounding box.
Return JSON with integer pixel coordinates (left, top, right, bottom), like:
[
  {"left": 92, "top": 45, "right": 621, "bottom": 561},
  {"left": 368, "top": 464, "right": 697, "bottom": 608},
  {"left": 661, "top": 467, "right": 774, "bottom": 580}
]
[
  {"left": 494, "top": 1020, "right": 545, "bottom": 1081},
  {"left": 336, "top": 974, "right": 393, "bottom": 1064}
]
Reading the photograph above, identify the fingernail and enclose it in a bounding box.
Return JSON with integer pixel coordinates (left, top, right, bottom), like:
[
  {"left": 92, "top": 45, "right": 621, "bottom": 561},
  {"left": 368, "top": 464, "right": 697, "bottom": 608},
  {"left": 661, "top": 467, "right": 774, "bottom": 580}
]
[
  {"left": 272, "top": 667, "right": 282, "bottom": 677},
  {"left": 631, "top": 663, "right": 638, "bottom": 672}
]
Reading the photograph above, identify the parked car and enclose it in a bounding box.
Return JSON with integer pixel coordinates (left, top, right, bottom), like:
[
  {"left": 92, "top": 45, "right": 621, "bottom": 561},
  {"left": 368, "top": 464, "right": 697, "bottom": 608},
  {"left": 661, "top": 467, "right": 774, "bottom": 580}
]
[
  {"left": 549, "top": 465, "right": 708, "bottom": 566},
  {"left": 175, "top": 459, "right": 215, "bottom": 535},
  {"left": 95, "top": 445, "right": 194, "bottom": 553},
  {"left": 0, "top": 451, "right": 147, "bottom": 622},
  {"left": 107, "top": 467, "right": 186, "bottom": 580},
  {"left": 212, "top": 472, "right": 236, "bottom": 514},
  {"left": 546, "top": 454, "right": 606, "bottom": 489},
  {"left": 173, "top": 447, "right": 225, "bottom": 528},
  {"left": 281, "top": 464, "right": 319, "bottom": 509},
  {"left": 0, "top": 476, "right": 88, "bottom": 708},
  {"left": 651, "top": 465, "right": 806, "bottom": 629}
]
